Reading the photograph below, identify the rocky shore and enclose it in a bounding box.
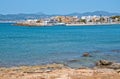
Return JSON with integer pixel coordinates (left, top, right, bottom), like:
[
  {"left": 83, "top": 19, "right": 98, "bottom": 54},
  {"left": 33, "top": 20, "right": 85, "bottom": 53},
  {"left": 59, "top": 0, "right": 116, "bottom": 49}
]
[
  {"left": 16, "top": 22, "right": 120, "bottom": 27},
  {"left": 0, "top": 60, "right": 120, "bottom": 79}
]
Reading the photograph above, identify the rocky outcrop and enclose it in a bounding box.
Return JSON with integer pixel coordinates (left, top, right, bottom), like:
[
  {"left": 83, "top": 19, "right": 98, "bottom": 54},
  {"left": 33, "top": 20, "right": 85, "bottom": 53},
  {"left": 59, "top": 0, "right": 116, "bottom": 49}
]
[
  {"left": 109, "top": 63, "right": 120, "bottom": 69},
  {"left": 0, "top": 62, "right": 120, "bottom": 79},
  {"left": 96, "top": 60, "right": 120, "bottom": 69},
  {"left": 96, "top": 60, "right": 113, "bottom": 66},
  {"left": 0, "top": 67, "right": 120, "bottom": 79}
]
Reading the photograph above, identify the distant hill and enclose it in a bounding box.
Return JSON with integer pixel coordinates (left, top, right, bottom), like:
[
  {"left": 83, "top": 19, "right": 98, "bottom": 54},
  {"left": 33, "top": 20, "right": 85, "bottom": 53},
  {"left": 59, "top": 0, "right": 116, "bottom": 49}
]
[
  {"left": 0, "top": 11, "right": 120, "bottom": 21},
  {"left": 68, "top": 11, "right": 120, "bottom": 16},
  {"left": 0, "top": 13, "right": 49, "bottom": 21}
]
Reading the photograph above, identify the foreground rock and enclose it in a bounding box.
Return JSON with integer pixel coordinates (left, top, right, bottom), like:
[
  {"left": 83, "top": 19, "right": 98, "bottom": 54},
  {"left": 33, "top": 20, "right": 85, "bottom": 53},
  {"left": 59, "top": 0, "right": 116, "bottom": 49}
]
[
  {"left": 96, "top": 60, "right": 120, "bottom": 69},
  {"left": 0, "top": 63, "right": 120, "bottom": 79},
  {"left": 96, "top": 60, "right": 113, "bottom": 66}
]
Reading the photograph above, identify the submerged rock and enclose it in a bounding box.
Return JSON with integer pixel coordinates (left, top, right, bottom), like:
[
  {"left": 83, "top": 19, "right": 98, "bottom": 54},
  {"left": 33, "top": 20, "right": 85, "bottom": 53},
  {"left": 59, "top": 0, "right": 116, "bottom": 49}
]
[
  {"left": 92, "top": 50, "right": 100, "bottom": 53},
  {"left": 82, "top": 52, "right": 92, "bottom": 57},
  {"left": 111, "top": 49, "right": 120, "bottom": 53},
  {"left": 68, "top": 59, "right": 80, "bottom": 63}
]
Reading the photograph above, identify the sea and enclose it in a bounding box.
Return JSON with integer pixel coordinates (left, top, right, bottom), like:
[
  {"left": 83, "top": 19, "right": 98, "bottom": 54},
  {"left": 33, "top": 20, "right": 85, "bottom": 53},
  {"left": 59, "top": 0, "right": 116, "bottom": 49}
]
[{"left": 0, "top": 23, "right": 120, "bottom": 68}]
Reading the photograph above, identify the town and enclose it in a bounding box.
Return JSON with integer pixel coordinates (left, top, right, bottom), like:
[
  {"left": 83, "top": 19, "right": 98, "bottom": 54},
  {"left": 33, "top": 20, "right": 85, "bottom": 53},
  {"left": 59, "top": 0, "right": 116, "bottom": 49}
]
[{"left": 17, "top": 15, "right": 120, "bottom": 26}]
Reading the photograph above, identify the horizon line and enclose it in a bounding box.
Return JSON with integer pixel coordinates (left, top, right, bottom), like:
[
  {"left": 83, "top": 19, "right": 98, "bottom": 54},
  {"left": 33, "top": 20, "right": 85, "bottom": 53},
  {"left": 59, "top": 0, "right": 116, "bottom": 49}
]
[{"left": 0, "top": 10, "right": 120, "bottom": 15}]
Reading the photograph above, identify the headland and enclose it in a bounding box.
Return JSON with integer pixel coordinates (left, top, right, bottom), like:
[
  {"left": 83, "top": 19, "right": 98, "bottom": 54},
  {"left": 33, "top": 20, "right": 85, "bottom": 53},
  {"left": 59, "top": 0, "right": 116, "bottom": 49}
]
[{"left": 16, "top": 15, "right": 120, "bottom": 26}]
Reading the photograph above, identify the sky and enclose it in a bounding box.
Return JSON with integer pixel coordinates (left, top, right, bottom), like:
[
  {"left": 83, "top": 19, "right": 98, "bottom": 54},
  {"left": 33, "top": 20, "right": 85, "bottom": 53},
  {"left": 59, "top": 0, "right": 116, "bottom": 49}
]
[{"left": 0, "top": 0, "right": 120, "bottom": 14}]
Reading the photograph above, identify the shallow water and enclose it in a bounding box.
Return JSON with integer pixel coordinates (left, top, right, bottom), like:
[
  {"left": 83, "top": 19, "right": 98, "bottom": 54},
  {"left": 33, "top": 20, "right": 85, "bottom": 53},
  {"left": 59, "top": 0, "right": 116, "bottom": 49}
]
[{"left": 0, "top": 23, "right": 120, "bottom": 68}]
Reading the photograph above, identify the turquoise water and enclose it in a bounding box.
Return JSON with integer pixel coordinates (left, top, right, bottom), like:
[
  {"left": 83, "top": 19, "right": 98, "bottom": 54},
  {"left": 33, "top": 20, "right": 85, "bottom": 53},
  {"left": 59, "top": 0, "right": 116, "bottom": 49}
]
[{"left": 0, "top": 23, "right": 120, "bottom": 68}]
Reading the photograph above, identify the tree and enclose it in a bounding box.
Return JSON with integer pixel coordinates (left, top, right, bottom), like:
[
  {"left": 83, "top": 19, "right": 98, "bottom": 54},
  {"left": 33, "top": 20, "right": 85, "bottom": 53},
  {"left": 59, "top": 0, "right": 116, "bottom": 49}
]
[
  {"left": 110, "top": 16, "right": 120, "bottom": 22},
  {"left": 80, "top": 19, "right": 86, "bottom": 23},
  {"left": 36, "top": 20, "right": 41, "bottom": 23}
]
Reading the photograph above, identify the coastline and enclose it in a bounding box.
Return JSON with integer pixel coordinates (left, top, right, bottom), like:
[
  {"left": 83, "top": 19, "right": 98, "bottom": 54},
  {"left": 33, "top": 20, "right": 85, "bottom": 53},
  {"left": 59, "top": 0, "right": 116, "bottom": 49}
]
[
  {"left": 15, "top": 22, "right": 120, "bottom": 27},
  {"left": 0, "top": 62, "right": 120, "bottom": 79},
  {"left": 66, "top": 23, "right": 120, "bottom": 26}
]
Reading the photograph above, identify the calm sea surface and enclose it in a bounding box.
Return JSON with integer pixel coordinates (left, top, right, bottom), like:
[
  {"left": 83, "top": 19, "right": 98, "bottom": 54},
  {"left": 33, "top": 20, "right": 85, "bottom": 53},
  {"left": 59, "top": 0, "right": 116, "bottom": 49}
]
[{"left": 0, "top": 23, "right": 120, "bottom": 68}]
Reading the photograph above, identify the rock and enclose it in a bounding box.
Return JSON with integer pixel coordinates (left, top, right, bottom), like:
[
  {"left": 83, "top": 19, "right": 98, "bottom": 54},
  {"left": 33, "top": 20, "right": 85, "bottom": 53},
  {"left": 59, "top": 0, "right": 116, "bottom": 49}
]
[
  {"left": 116, "top": 69, "right": 120, "bottom": 73},
  {"left": 109, "top": 63, "right": 120, "bottom": 69},
  {"left": 82, "top": 52, "right": 92, "bottom": 57},
  {"left": 68, "top": 59, "right": 80, "bottom": 63},
  {"left": 96, "top": 60, "right": 120, "bottom": 69},
  {"left": 44, "top": 69, "right": 52, "bottom": 73},
  {"left": 96, "top": 60, "right": 113, "bottom": 66},
  {"left": 111, "top": 50, "right": 120, "bottom": 53}
]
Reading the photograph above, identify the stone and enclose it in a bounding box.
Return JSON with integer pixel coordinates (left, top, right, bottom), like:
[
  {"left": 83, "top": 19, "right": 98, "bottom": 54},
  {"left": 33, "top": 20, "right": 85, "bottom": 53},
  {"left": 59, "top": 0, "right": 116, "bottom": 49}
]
[
  {"left": 96, "top": 60, "right": 113, "bottom": 66},
  {"left": 99, "top": 60, "right": 113, "bottom": 65},
  {"left": 82, "top": 52, "right": 92, "bottom": 57},
  {"left": 96, "top": 60, "right": 120, "bottom": 69},
  {"left": 68, "top": 59, "right": 80, "bottom": 63},
  {"left": 109, "top": 63, "right": 120, "bottom": 69},
  {"left": 111, "top": 50, "right": 120, "bottom": 53},
  {"left": 116, "top": 69, "right": 120, "bottom": 73}
]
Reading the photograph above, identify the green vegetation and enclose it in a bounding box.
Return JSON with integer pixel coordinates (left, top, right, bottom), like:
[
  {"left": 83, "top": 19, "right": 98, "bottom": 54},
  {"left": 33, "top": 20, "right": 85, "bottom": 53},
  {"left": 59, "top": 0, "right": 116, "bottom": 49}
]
[
  {"left": 36, "top": 20, "right": 41, "bottom": 23},
  {"left": 80, "top": 19, "right": 86, "bottom": 23},
  {"left": 111, "top": 16, "right": 120, "bottom": 21}
]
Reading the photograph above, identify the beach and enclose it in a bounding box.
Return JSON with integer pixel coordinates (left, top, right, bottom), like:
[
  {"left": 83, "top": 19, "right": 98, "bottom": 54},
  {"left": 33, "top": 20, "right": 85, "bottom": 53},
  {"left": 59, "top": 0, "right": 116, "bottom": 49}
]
[{"left": 0, "top": 63, "right": 120, "bottom": 79}]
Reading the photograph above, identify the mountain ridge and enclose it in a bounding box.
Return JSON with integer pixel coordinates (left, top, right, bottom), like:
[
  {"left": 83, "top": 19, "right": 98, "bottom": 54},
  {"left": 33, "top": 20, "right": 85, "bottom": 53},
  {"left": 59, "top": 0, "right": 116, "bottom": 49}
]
[{"left": 0, "top": 11, "right": 120, "bottom": 20}]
